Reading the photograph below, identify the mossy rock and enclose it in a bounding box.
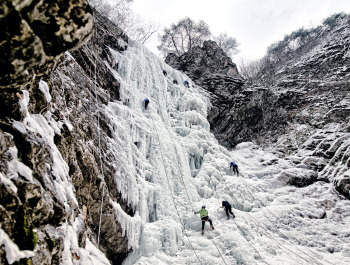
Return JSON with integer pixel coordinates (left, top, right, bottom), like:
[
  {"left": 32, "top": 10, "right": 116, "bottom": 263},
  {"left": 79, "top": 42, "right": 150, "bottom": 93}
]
[
  {"left": 14, "top": 258, "right": 31, "bottom": 265},
  {"left": 13, "top": 206, "right": 38, "bottom": 251}
]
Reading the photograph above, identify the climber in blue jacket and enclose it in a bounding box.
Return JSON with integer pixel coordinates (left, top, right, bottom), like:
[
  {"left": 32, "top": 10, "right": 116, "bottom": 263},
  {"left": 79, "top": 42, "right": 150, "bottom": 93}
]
[
  {"left": 144, "top": 98, "right": 149, "bottom": 110},
  {"left": 230, "top": 161, "right": 239, "bottom": 176},
  {"left": 184, "top": 80, "right": 189, "bottom": 88}
]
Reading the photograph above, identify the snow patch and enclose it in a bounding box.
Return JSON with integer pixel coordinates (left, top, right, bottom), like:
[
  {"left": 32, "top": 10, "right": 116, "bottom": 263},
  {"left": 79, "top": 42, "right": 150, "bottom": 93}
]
[
  {"left": 38, "top": 80, "right": 52, "bottom": 103},
  {"left": 0, "top": 228, "right": 34, "bottom": 264}
]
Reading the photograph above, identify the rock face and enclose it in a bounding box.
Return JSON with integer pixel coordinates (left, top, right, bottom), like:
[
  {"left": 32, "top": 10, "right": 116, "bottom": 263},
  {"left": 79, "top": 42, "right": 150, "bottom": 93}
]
[
  {"left": 165, "top": 40, "right": 242, "bottom": 82},
  {"left": 0, "top": 2, "right": 134, "bottom": 265},
  {"left": 166, "top": 41, "right": 289, "bottom": 149},
  {"left": 49, "top": 9, "right": 132, "bottom": 264},
  {"left": 165, "top": 40, "right": 246, "bottom": 147},
  {"left": 264, "top": 15, "right": 350, "bottom": 198},
  {"left": 166, "top": 15, "right": 350, "bottom": 196}
]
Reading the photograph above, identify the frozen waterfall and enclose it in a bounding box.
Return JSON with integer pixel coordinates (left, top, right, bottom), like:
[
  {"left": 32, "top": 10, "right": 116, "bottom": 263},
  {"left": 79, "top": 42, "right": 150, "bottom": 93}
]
[{"left": 99, "top": 40, "right": 350, "bottom": 265}]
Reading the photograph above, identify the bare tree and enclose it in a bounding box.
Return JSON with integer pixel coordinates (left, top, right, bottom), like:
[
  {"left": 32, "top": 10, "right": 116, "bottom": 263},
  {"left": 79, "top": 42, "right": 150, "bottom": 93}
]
[
  {"left": 89, "top": 0, "right": 158, "bottom": 44},
  {"left": 213, "top": 33, "right": 239, "bottom": 57},
  {"left": 130, "top": 20, "right": 159, "bottom": 44},
  {"left": 157, "top": 17, "right": 211, "bottom": 56},
  {"left": 238, "top": 57, "right": 261, "bottom": 82}
]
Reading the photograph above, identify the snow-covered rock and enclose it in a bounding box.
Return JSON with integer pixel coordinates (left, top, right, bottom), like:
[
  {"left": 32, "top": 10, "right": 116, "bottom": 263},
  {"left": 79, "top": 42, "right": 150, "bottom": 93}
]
[{"left": 1, "top": 5, "right": 350, "bottom": 265}]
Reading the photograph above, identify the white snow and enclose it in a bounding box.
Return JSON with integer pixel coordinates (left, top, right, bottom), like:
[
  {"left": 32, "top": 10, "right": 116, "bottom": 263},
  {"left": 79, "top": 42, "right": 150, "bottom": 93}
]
[
  {"left": 17, "top": 90, "right": 78, "bottom": 210},
  {"left": 38, "top": 80, "right": 52, "bottom": 103},
  {"left": 6, "top": 146, "right": 33, "bottom": 183},
  {"left": 110, "top": 199, "right": 142, "bottom": 249},
  {"left": 59, "top": 215, "right": 112, "bottom": 265},
  {"left": 103, "top": 39, "right": 350, "bottom": 265},
  {"left": 3, "top": 29, "right": 350, "bottom": 265},
  {"left": 0, "top": 172, "right": 17, "bottom": 193},
  {"left": 0, "top": 228, "right": 34, "bottom": 264}
]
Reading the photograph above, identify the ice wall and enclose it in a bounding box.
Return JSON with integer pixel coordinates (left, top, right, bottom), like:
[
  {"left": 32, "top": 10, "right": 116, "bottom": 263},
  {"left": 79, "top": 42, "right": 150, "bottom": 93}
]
[
  {"left": 9, "top": 34, "right": 347, "bottom": 264},
  {"left": 101, "top": 40, "right": 350, "bottom": 265}
]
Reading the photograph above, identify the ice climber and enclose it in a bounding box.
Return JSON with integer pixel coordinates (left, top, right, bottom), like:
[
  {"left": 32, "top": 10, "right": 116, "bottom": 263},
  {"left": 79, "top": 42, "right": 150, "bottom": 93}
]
[
  {"left": 222, "top": 201, "right": 235, "bottom": 219},
  {"left": 163, "top": 70, "right": 167, "bottom": 76},
  {"left": 193, "top": 205, "right": 214, "bottom": 235},
  {"left": 144, "top": 98, "right": 149, "bottom": 110},
  {"left": 173, "top": 79, "right": 178, "bottom": 85},
  {"left": 230, "top": 161, "right": 239, "bottom": 175},
  {"left": 184, "top": 80, "right": 189, "bottom": 88}
]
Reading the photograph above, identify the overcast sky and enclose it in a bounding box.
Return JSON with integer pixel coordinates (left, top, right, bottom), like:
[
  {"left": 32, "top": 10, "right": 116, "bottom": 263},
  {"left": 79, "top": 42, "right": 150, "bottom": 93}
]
[{"left": 131, "top": 0, "right": 350, "bottom": 62}]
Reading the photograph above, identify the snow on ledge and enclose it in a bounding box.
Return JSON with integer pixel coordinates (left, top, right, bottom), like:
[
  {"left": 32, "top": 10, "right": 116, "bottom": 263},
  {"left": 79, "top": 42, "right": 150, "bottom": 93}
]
[
  {"left": 0, "top": 228, "right": 34, "bottom": 264},
  {"left": 6, "top": 146, "right": 33, "bottom": 183},
  {"left": 38, "top": 80, "right": 52, "bottom": 103}
]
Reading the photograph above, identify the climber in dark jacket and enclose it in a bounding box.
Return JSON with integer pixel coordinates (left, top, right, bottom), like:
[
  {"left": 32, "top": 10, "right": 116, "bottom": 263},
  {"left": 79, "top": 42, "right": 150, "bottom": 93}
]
[
  {"left": 173, "top": 79, "right": 178, "bottom": 85},
  {"left": 222, "top": 201, "right": 235, "bottom": 219},
  {"left": 193, "top": 205, "right": 214, "bottom": 235},
  {"left": 230, "top": 161, "right": 239, "bottom": 176},
  {"left": 184, "top": 80, "right": 189, "bottom": 88},
  {"left": 144, "top": 98, "right": 149, "bottom": 110},
  {"left": 163, "top": 70, "right": 167, "bottom": 76}
]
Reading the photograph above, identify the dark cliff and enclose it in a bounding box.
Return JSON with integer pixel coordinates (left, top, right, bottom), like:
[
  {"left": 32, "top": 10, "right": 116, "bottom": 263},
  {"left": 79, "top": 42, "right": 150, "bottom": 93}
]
[
  {"left": 0, "top": 2, "right": 133, "bottom": 264},
  {"left": 50, "top": 9, "right": 133, "bottom": 264},
  {"left": 0, "top": 1, "right": 94, "bottom": 264},
  {"left": 165, "top": 40, "right": 246, "bottom": 146}
]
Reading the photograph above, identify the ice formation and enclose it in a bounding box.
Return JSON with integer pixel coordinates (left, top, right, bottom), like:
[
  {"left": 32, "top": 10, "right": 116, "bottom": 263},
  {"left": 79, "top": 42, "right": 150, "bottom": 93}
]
[
  {"left": 5, "top": 33, "right": 350, "bottom": 264},
  {"left": 101, "top": 40, "right": 350, "bottom": 264}
]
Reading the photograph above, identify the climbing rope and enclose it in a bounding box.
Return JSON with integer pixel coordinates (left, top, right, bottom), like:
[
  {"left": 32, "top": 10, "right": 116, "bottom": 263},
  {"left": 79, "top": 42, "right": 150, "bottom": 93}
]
[
  {"left": 156, "top": 90, "right": 307, "bottom": 264},
  {"left": 213, "top": 160, "right": 309, "bottom": 265},
  {"left": 214, "top": 159, "right": 326, "bottom": 265},
  {"left": 84, "top": 25, "right": 107, "bottom": 249},
  {"left": 151, "top": 118, "right": 203, "bottom": 265},
  {"left": 85, "top": 43, "right": 97, "bottom": 226},
  {"left": 162, "top": 118, "right": 228, "bottom": 264},
  {"left": 239, "top": 206, "right": 311, "bottom": 265},
  {"left": 90, "top": 29, "right": 107, "bottom": 247},
  {"left": 237, "top": 173, "right": 334, "bottom": 265},
  {"left": 167, "top": 128, "right": 263, "bottom": 264},
  {"left": 164, "top": 126, "right": 194, "bottom": 211}
]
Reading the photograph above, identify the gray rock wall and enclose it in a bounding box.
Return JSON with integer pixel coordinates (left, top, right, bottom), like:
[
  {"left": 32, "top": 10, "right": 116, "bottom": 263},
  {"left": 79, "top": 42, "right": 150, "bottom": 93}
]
[
  {"left": 0, "top": 2, "right": 133, "bottom": 264},
  {"left": 165, "top": 40, "right": 247, "bottom": 147},
  {"left": 49, "top": 10, "right": 132, "bottom": 263}
]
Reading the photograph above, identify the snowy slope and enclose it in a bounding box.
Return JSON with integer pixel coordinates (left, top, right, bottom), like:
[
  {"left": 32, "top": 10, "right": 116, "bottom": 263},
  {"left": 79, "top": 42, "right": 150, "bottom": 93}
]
[{"left": 97, "top": 40, "right": 350, "bottom": 265}]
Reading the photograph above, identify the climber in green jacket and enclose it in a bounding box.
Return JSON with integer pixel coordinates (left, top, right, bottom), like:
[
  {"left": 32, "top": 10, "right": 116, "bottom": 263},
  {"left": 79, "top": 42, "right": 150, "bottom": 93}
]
[{"left": 193, "top": 205, "right": 214, "bottom": 235}]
